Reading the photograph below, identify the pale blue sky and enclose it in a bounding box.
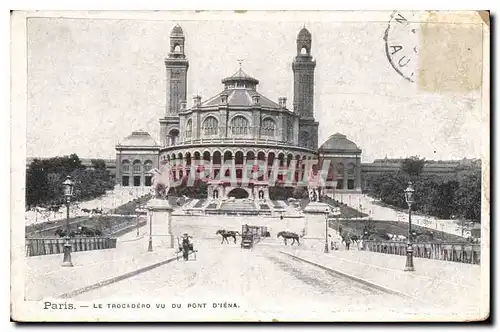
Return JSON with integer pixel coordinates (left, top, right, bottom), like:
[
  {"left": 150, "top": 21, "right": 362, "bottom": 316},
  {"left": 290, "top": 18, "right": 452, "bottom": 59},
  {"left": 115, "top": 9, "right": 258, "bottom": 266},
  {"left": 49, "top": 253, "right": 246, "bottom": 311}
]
[{"left": 26, "top": 17, "right": 484, "bottom": 162}]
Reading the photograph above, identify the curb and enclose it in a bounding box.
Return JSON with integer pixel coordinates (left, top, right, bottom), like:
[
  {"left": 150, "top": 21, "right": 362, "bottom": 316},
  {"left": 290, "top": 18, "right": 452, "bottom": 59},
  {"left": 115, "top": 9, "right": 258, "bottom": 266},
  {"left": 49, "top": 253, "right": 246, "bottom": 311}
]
[
  {"left": 58, "top": 251, "right": 190, "bottom": 299},
  {"left": 278, "top": 251, "right": 421, "bottom": 302}
]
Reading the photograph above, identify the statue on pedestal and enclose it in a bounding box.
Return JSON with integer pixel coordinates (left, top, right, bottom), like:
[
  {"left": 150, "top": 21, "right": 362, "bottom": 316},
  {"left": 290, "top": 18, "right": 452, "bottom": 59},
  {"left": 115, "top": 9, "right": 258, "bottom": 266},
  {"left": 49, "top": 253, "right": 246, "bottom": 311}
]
[{"left": 149, "top": 164, "right": 172, "bottom": 199}]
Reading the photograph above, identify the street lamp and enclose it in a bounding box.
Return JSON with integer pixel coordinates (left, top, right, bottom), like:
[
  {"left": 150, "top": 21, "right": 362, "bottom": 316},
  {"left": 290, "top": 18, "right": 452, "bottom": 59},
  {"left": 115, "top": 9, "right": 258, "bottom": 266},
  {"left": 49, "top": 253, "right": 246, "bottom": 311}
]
[
  {"left": 136, "top": 208, "right": 140, "bottom": 237},
  {"left": 404, "top": 181, "right": 415, "bottom": 272},
  {"left": 62, "top": 175, "right": 74, "bottom": 267},
  {"left": 148, "top": 211, "right": 153, "bottom": 252},
  {"left": 324, "top": 207, "right": 330, "bottom": 253}
]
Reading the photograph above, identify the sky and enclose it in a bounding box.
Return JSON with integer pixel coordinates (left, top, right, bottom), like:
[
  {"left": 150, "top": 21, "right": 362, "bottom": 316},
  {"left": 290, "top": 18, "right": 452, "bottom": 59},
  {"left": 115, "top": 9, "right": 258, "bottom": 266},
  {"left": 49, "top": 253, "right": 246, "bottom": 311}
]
[{"left": 26, "top": 15, "right": 485, "bottom": 162}]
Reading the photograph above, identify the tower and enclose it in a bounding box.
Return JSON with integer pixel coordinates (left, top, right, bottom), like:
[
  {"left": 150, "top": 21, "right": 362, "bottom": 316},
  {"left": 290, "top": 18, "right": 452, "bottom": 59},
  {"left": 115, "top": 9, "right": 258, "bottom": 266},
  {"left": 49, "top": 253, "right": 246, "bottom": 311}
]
[
  {"left": 292, "top": 27, "right": 319, "bottom": 150},
  {"left": 160, "top": 25, "right": 189, "bottom": 147}
]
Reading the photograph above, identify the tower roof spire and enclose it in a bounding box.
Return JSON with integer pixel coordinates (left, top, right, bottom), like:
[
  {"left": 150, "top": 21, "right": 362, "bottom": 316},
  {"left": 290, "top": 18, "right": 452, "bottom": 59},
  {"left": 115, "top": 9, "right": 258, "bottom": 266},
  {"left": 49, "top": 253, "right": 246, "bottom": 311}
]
[{"left": 171, "top": 24, "right": 184, "bottom": 37}]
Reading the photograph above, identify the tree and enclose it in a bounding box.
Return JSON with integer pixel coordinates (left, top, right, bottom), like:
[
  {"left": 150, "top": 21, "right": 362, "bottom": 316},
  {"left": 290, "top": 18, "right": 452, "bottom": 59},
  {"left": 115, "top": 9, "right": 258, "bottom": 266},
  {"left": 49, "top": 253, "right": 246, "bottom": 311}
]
[
  {"left": 26, "top": 154, "right": 115, "bottom": 207},
  {"left": 91, "top": 159, "right": 107, "bottom": 170},
  {"left": 401, "top": 156, "right": 426, "bottom": 177},
  {"left": 26, "top": 159, "right": 48, "bottom": 208},
  {"left": 366, "top": 168, "right": 481, "bottom": 222},
  {"left": 453, "top": 170, "right": 481, "bottom": 222}
]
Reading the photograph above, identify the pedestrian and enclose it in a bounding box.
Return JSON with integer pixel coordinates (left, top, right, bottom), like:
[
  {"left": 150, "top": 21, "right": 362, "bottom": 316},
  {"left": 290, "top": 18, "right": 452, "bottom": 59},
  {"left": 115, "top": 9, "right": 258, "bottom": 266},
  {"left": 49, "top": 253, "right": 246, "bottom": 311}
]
[{"left": 345, "top": 238, "right": 351, "bottom": 251}]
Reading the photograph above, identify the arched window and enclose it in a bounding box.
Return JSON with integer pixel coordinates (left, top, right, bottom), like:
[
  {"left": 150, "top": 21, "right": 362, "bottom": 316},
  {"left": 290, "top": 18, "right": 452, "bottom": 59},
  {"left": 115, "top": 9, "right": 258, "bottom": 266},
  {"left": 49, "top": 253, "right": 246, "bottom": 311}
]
[
  {"left": 121, "top": 160, "right": 130, "bottom": 173},
  {"left": 133, "top": 160, "right": 142, "bottom": 173},
  {"left": 202, "top": 116, "right": 218, "bottom": 136},
  {"left": 261, "top": 118, "right": 276, "bottom": 137},
  {"left": 301, "top": 47, "right": 308, "bottom": 55},
  {"left": 174, "top": 44, "right": 181, "bottom": 53},
  {"left": 230, "top": 116, "right": 249, "bottom": 136},
  {"left": 144, "top": 160, "right": 153, "bottom": 172},
  {"left": 168, "top": 129, "right": 179, "bottom": 146},
  {"left": 185, "top": 119, "right": 192, "bottom": 139}
]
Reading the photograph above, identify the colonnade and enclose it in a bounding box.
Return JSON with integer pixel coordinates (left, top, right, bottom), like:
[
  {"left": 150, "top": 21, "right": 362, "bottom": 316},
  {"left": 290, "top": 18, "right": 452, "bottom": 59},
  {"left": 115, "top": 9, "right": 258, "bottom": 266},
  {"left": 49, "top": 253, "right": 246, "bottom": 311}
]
[{"left": 159, "top": 149, "right": 361, "bottom": 190}]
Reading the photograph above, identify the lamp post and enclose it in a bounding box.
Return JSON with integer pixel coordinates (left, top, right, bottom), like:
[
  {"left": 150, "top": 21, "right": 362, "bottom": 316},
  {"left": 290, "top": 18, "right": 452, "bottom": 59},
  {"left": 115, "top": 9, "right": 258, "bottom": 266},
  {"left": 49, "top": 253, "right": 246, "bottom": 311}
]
[
  {"left": 148, "top": 211, "right": 153, "bottom": 252},
  {"left": 324, "top": 207, "right": 330, "bottom": 253},
  {"left": 62, "top": 176, "right": 74, "bottom": 267},
  {"left": 135, "top": 208, "right": 140, "bottom": 237},
  {"left": 404, "top": 181, "right": 415, "bottom": 272}
]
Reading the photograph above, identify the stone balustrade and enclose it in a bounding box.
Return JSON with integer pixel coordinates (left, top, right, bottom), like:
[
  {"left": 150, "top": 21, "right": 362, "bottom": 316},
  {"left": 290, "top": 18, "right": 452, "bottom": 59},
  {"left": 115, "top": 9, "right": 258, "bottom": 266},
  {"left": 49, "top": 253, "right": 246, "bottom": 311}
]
[{"left": 363, "top": 240, "right": 480, "bottom": 265}]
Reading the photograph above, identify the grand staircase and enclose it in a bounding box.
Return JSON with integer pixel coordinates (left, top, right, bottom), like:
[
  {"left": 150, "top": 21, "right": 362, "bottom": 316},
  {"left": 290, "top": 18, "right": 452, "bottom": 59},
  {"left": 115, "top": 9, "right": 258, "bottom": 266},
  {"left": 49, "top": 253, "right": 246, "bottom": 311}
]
[{"left": 218, "top": 199, "right": 259, "bottom": 215}]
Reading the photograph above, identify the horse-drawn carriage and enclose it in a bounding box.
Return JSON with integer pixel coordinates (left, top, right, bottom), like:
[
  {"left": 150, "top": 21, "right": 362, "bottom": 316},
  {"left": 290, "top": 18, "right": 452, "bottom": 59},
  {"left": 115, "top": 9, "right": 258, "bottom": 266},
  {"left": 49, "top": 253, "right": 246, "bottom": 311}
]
[
  {"left": 241, "top": 233, "right": 253, "bottom": 249},
  {"left": 240, "top": 224, "right": 269, "bottom": 249}
]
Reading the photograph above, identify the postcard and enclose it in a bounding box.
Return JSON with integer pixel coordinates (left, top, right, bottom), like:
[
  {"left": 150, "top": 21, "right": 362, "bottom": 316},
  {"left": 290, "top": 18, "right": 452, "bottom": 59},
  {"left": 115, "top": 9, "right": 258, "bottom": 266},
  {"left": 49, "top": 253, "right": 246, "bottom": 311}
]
[{"left": 10, "top": 10, "right": 490, "bottom": 322}]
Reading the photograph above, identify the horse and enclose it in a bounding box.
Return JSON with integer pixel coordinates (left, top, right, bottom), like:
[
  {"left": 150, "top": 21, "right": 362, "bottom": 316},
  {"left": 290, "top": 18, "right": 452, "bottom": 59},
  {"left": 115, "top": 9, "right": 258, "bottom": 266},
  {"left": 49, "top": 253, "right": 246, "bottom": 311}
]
[
  {"left": 349, "top": 234, "right": 360, "bottom": 244},
  {"left": 216, "top": 229, "right": 240, "bottom": 244},
  {"left": 340, "top": 232, "right": 360, "bottom": 245},
  {"left": 277, "top": 231, "right": 301, "bottom": 246}
]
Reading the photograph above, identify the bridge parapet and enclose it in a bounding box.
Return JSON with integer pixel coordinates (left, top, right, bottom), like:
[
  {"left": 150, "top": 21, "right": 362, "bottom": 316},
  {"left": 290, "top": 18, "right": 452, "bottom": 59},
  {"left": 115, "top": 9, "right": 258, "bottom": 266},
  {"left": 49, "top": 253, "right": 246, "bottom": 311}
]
[
  {"left": 363, "top": 240, "right": 480, "bottom": 265},
  {"left": 25, "top": 237, "right": 117, "bottom": 257}
]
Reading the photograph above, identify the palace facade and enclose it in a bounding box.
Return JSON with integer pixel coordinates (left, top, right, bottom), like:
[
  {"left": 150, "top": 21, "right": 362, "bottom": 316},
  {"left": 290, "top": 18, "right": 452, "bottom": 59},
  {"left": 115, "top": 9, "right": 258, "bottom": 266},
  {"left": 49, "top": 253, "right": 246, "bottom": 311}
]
[{"left": 115, "top": 25, "right": 364, "bottom": 199}]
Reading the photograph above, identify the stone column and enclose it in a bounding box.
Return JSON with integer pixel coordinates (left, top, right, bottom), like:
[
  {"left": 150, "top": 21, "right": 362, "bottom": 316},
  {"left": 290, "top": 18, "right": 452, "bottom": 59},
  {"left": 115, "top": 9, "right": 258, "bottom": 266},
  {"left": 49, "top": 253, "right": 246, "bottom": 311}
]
[
  {"left": 182, "top": 156, "right": 187, "bottom": 180},
  {"left": 179, "top": 117, "right": 185, "bottom": 143},
  {"left": 175, "top": 158, "right": 180, "bottom": 180},
  {"left": 355, "top": 157, "right": 362, "bottom": 191},
  {"left": 293, "top": 118, "right": 299, "bottom": 145},
  {"left": 193, "top": 112, "right": 199, "bottom": 140},
  {"left": 208, "top": 185, "right": 213, "bottom": 200},
  {"left": 278, "top": 112, "right": 284, "bottom": 141},
  {"left": 146, "top": 198, "right": 174, "bottom": 248},
  {"left": 343, "top": 162, "right": 348, "bottom": 191},
  {"left": 264, "top": 187, "right": 270, "bottom": 200},
  {"left": 116, "top": 153, "right": 122, "bottom": 186},
  {"left": 241, "top": 156, "right": 247, "bottom": 184}
]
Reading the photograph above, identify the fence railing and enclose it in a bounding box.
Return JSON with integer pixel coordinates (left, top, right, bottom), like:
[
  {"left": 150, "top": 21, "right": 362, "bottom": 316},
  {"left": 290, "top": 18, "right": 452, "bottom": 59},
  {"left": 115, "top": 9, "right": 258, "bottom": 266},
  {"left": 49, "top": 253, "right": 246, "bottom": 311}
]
[
  {"left": 363, "top": 241, "right": 480, "bottom": 265},
  {"left": 109, "top": 220, "right": 147, "bottom": 238},
  {"left": 25, "top": 237, "right": 118, "bottom": 257}
]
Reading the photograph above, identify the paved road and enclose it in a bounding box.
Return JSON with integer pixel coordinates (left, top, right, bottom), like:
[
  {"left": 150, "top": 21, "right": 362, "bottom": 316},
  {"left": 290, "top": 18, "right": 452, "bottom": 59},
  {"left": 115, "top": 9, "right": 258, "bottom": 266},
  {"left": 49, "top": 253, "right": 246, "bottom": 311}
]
[{"left": 73, "top": 239, "right": 423, "bottom": 319}]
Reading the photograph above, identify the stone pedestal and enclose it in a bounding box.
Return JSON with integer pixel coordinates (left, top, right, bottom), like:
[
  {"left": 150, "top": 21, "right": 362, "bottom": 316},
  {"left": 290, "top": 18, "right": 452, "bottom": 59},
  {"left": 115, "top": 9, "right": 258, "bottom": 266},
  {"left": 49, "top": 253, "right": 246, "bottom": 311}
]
[
  {"left": 146, "top": 198, "right": 174, "bottom": 248},
  {"left": 303, "top": 201, "right": 331, "bottom": 214},
  {"left": 303, "top": 202, "right": 331, "bottom": 245}
]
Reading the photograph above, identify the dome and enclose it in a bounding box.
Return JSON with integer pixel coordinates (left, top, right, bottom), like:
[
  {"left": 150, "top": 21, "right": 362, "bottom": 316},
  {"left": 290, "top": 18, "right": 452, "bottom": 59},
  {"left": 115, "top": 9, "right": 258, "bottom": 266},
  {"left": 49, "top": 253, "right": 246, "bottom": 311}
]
[
  {"left": 297, "top": 27, "right": 312, "bottom": 40},
  {"left": 117, "top": 130, "right": 159, "bottom": 147},
  {"left": 200, "top": 68, "right": 281, "bottom": 109},
  {"left": 171, "top": 25, "right": 184, "bottom": 36},
  {"left": 319, "top": 133, "right": 360, "bottom": 152},
  {"left": 221, "top": 68, "right": 259, "bottom": 85},
  {"left": 201, "top": 89, "right": 280, "bottom": 109}
]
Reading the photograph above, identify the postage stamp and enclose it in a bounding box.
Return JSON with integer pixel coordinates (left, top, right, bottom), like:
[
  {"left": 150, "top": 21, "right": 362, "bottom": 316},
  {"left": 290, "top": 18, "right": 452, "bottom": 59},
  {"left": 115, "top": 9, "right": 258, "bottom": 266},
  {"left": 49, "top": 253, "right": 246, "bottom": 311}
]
[{"left": 10, "top": 10, "right": 490, "bottom": 322}]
